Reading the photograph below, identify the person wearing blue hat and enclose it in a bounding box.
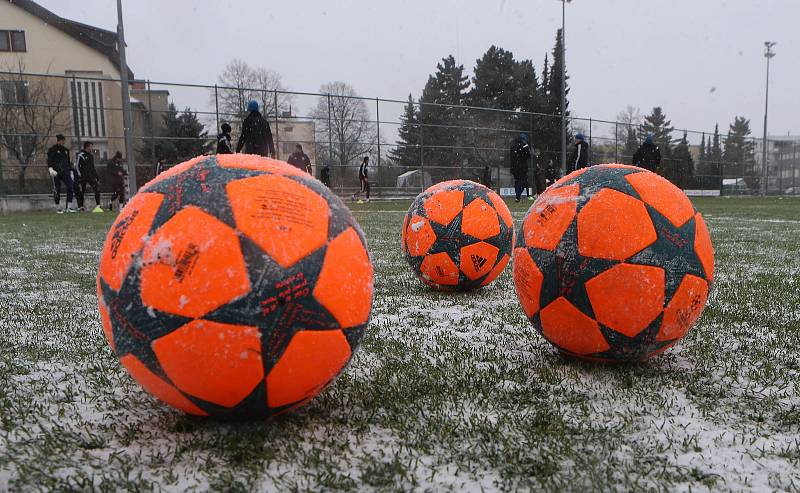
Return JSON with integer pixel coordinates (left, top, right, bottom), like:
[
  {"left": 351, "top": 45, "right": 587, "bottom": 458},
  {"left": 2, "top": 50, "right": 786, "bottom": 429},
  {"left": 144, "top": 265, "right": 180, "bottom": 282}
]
[
  {"left": 235, "top": 100, "right": 275, "bottom": 157},
  {"left": 568, "top": 132, "right": 589, "bottom": 172},
  {"left": 509, "top": 132, "right": 533, "bottom": 202},
  {"left": 633, "top": 134, "right": 661, "bottom": 172}
]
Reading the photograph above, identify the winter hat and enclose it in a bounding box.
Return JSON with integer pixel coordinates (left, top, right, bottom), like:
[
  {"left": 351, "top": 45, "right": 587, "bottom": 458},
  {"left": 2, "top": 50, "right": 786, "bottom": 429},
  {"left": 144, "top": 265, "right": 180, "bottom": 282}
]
[
  {"left": 575, "top": 132, "right": 585, "bottom": 141},
  {"left": 644, "top": 134, "right": 654, "bottom": 144},
  {"left": 221, "top": 123, "right": 231, "bottom": 133},
  {"left": 247, "top": 100, "right": 259, "bottom": 113},
  {"left": 519, "top": 132, "right": 529, "bottom": 141}
]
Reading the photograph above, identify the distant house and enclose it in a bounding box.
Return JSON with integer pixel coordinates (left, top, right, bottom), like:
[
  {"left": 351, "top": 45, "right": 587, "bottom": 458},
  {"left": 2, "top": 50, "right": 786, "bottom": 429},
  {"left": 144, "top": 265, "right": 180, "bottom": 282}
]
[{"left": 0, "top": 0, "right": 166, "bottom": 178}]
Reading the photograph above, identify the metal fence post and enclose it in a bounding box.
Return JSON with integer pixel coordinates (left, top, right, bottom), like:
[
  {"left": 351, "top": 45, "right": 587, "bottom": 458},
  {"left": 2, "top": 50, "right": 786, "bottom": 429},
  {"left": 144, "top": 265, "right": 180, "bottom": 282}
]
[
  {"left": 420, "top": 108, "right": 425, "bottom": 193},
  {"left": 614, "top": 122, "right": 619, "bottom": 163},
  {"left": 147, "top": 80, "right": 155, "bottom": 166},
  {"left": 376, "top": 97, "right": 381, "bottom": 192},
  {"left": 273, "top": 90, "right": 279, "bottom": 159},
  {"left": 214, "top": 84, "right": 220, "bottom": 132},
  {"left": 588, "top": 118, "right": 593, "bottom": 164}
]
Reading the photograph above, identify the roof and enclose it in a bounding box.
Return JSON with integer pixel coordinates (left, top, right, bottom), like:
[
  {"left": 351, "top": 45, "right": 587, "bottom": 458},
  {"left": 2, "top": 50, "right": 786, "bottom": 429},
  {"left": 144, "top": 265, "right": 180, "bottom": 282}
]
[{"left": 7, "top": 0, "right": 134, "bottom": 80}]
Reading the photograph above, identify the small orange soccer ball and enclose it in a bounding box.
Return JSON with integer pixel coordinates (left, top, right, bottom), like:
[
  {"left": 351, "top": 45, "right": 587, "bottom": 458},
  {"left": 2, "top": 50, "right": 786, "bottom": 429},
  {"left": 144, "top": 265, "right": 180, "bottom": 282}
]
[
  {"left": 97, "top": 154, "right": 373, "bottom": 419},
  {"left": 513, "top": 164, "right": 714, "bottom": 362},
  {"left": 402, "top": 180, "right": 514, "bottom": 291}
]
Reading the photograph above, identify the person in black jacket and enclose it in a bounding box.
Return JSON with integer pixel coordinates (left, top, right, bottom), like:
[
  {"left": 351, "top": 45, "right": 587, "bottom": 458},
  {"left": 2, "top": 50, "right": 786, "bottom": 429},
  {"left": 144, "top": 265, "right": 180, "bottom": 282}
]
[
  {"left": 217, "top": 123, "right": 233, "bottom": 155},
  {"left": 75, "top": 141, "right": 102, "bottom": 212},
  {"left": 544, "top": 159, "right": 558, "bottom": 187},
  {"left": 568, "top": 132, "right": 589, "bottom": 172},
  {"left": 353, "top": 157, "right": 370, "bottom": 202},
  {"left": 632, "top": 134, "right": 662, "bottom": 173},
  {"left": 107, "top": 152, "right": 127, "bottom": 211},
  {"left": 320, "top": 164, "right": 331, "bottom": 187},
  {"left": 235, "top": 101, "right": 275, "bottom": 157},
  {"left": 509, "top": 133, "right": 532, "bottom": 202},
  {"left": 287, "top": 144, "right": 312, "bottom": 174},
  {"left": 47, "top": 134, "right": 76, "bottom": 213}
]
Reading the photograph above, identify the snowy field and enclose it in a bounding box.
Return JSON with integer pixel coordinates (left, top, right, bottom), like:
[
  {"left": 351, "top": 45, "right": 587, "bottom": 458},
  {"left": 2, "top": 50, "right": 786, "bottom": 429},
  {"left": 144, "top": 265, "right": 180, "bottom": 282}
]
[{"left": 0, "top": 197, "right": 799, "bottom": 492}]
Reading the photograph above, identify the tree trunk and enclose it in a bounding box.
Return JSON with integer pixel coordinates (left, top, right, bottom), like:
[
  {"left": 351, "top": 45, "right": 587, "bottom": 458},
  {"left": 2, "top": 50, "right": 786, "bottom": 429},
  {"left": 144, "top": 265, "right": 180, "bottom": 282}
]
[{"left": 17, "top": 166, "right": 26, "bottom": 192}]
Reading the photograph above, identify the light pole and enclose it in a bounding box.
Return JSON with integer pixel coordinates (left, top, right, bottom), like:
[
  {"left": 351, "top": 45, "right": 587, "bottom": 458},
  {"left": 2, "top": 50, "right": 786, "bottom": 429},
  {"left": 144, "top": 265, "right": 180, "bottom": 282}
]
[
  {"left": 761, "top": 41, "right": 776, "bottom": 196},
  {"left": 117, "top": 0, "right": 137, "bottom": 196},
  {"left": 560, "top": 0, "right": 570, "bottom": 174}
]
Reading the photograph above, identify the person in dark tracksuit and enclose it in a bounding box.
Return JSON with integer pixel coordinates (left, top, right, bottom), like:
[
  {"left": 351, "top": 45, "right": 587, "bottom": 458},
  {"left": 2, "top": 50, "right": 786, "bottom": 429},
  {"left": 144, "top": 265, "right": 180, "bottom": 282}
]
[
  {"left": 544, "top": 159, "right": 558, "bottom": 188},
  {"left": 320, "top": 164, "right": 331, "bottom": 187},
  {"left": 353, "top": 156, "right": 370, "bottom": 202},
  {"left": 155, "top": 159, "right": 166, "bottom": 176},
  {"left": 47, "top": 134, "right": 76, "bottom": 213},
  {"left": 568, "top": 132, "right": 589, "bottom": 173},
  {"left": 107, "top": 152, "right": 127, "bottom": 211},
  {"left": 287, "top": 144, "right": 312, "bottom": 174},
  {"left": 632, "top": 134, "right": 662, "bottom": 173},
  {"left": 509, "top": 133, "right": 532, "bottom": 202},
  {"left": 75, "top": 141, "right": 102, "bottom": 212},
  {"left": 217, "top": 123, "right": 233, "bottom": 155},
  {"left": 235, "top": 101, "right": 275, "bottom": 157}
]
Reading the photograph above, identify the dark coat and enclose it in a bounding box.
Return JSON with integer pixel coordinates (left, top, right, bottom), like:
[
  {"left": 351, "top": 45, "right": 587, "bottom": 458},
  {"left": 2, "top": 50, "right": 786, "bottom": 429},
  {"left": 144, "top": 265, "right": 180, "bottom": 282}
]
[
  {"left": 235, "top": 111, "right": 275, "bottom": 157},
  {"left": 107, "top": 158, "right": 127, "bottom": 187},
  {"left": 569, "top": 140, "right": 589, "bottom": 171},
  {"left": 76, "top": 150, "right": 98, "bottom": 181},
  {"left": 287, "top": 151, "right": 312, "bottom": 173},
  {"left": 509, "top": 137, "right": 532, "bottom": 176},
  {"left": 632, "top": 142, "right": 662, "bottom": 172},
  {"left": 320, "top": 166, "right": 331, "bottom": 186},
  {"left": 47, "top": 144, "right": 71, "bottom": 174},
  {"left": 217, "top": 132, "right": 233, "bottom": 155}
]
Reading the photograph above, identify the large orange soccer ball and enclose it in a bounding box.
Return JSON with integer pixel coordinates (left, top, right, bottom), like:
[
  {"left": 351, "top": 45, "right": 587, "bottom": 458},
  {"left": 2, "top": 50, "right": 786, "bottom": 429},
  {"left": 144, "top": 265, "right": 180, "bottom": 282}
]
[
  {"left": 97, "top": 154, "right": 373, "bottom": 419},
  {"left": 402, "top": 180, "right": 514, "bottom": 291},
  {"left": 513, "top": 164, "right": 714, "bottom": 362}
]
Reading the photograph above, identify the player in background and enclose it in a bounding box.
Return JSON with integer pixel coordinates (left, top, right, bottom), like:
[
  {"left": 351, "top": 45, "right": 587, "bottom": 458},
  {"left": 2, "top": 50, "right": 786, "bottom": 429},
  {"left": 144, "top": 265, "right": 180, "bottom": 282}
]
[
  {"left": 481, "top": 165, "right": 493, "bottom": 190},
  {"left": 287, "top": 144, "right": 312, "bottom": 174},
  {"left": 47, "top": 134, "right": 76, "bottom": 214},
  {"left": 155, "top": 159, "right": 166, "bottom": 176},
  {"left": 320, "top": 163, "right": 331, "bottom": 187},
  {"left": 632, "top": 134, "right": 662, "bottom": 173},
  {"left": 509, "top": 133, "right": 532, "bottom": 202},
  {"left": 236, "top": 101, "right": 275, "bottom": 158},
  {"left": 217, "top": 123, "right": 233, "bottom": 155},
  {"left": 75, "top": 141, "right": 102, "bottom": 212},
  {"left": 353, "top": 156, "right": 370, "bottom": 203},
  {"left": 544, "top": 159, "right": 559, "bottom": 188},
  {"left": 107, "top": 151, "right": 127, "bottom": 211},
  {"left": 568, "top": 132, "right": 589, "bottom": 173}
]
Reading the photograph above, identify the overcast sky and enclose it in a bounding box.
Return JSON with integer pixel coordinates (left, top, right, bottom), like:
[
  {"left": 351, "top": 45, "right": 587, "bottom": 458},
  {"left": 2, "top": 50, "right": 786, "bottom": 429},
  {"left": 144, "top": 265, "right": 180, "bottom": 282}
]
[{"left": 37, "top": 0, "right": 799, "bottom": 142}]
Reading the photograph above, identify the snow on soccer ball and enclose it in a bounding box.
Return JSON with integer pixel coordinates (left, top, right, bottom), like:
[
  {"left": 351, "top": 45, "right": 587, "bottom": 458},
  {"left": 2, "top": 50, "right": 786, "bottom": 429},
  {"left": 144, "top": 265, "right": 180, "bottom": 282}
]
[
  {"left": 402, "top": 180, "right": 514, "bottom": 291},
  {"left": 513, "top": 164, "right": 714, "bottom": 362},
  {"left": 97, "top": 154, "right": 374, "bottom": 419}
]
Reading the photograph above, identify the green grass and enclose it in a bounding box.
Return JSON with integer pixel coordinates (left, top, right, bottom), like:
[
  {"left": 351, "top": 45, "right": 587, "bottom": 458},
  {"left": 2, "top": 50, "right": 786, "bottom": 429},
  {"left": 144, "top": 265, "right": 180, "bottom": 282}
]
[{"left": 0, "top": 197, "right": 799, "bottom": 492}]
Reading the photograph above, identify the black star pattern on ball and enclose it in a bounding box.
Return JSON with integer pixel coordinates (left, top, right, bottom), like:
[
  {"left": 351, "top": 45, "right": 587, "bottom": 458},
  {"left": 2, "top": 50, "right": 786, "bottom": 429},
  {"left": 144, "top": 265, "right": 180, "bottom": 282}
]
[
  {"left": 528, "top": 220, "right": 619, "bottom": 319},
  {"left": 142, "top": 156, "right": 268, "bottom": 232},
  {"left": 627, "top": 204, "right": 706, "bottom": 301},
  {"left": 204, "top": 235, "right": 346, "bottom": 376},
  {"left": 99, "top": 264, "right": 192, "bottom": 382},
  {"left": 558, "top": 166, "right": 645, "bottom": 214},
  {"left": 591, "top": 313, "right": 674, "bottom": 361}
]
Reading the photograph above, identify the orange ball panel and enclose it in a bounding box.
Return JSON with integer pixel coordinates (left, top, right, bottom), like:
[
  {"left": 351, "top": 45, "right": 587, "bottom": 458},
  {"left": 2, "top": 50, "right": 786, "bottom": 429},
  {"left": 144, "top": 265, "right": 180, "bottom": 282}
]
[
  {"left": 513, "top": 248, "right": 543, "bottom": 317},
  {"left": 152, "top": 320, "right": 264, "bottom": 408},
  {"left": 481, "top": 253, "right": 510, "bottom": 287},
  {"left": 140, "top": 206, "right": 250, "bottom": 319},
  {"left": 215, "top": 154, "right": 307, "bottom": 177},
  {"left": 585, "top": 263, "right": 665, "bottom": 338},
  {"left": 405, "top": 216, "right": 437, "bottom": 257},
  {"left": 625, "top": 171, "right": 695, "bottom": 227},
  {"left": 578, "top": 188, "right": 657, "bottom": 260},
  {"left": 313, "top": 228, "right": 374, "bottom": 327},
  {"left": 658, "top": 274, "right": 709, "bottom": 342},
  {"left": 266, "top": 330, "right": 351, "bottom": 408},
  {"left": 98, "top": 192, "right": 164, "bottom": 291},
  {"left": 487, "top": 191, "right": 513, "bottom": 228},
  {"left": 119, "top": 354, "right": 208, "bottom": 416},
  {"left": 227, "top": 174, "right": 329, "bottom": 269},
  {"left": 419, "top": 252, "right": 460, "bottom": 286},
  {"left": 524, "top": 184, "right": 579, "bottom": 251},
  {"left": 459, "top": 242, "right": 500, "bottom": 281},
  {"left": 424, "top": 189, "right": 464, "bottom": 225},
  {"left": 693, "top": 213, "right": 715, "bottom": 282},
  {"left": 461, "top": 198, "right": 500, "bottom": 240},
  {"left": 540, "top": 297, "right": 610, "bottom": 356}
]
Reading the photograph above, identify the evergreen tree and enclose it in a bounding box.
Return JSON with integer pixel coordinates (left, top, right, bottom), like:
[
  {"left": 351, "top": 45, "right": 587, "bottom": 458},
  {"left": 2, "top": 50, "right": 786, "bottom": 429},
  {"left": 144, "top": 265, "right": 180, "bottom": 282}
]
[
  {"left": 139, "top": 103, "right": 211, "bottom": 164},
  {"left": 698, "top": 133, "right": 706, "bottom": 171},
  {"left": 389, "top": 94, "right": 420, "bottom": 167},
  {"left": 640, "top": 107, "right": 674, "bottom": 175},
  {"left": 468, "top": 46, "right": 519, "bottom": 110},
  {"left": 540, "top": 30, "right": 570, "bottom": 168},
  {"left": 667, "top": 131, "right": 695, "bottom": 188},
  {"left": 723, "top": 116, "right": 756, "bottom": 186},
  {"left": 706, "top": 123, "right": 723, "bottom": 189},
  {"left": 623, "top": 125, "right": 639, "bottom": 164}
]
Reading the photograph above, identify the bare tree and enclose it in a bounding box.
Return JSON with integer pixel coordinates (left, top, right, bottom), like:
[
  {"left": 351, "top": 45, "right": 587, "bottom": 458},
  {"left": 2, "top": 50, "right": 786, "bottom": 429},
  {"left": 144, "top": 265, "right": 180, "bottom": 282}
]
[
  {"left": 311, "top": 81, "right": 376, "bottom": 172},
  {"left": 0, "top": 61, "right": 70, "bottom": 191},
  {"left": 213, "top": 59, "right": 292, "bottom": 127}
]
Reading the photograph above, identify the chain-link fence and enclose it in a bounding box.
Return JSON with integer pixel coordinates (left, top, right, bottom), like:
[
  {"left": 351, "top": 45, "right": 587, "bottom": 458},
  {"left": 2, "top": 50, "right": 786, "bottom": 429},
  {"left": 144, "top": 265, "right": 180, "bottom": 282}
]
[{"left": 1, "top": 70, "right": 798, "bottom": 199}]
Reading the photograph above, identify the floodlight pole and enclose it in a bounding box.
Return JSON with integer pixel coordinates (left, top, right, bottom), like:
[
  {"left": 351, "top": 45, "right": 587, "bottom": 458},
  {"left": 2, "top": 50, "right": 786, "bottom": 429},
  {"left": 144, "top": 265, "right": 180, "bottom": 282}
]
[
  {"left": 561, "top": 0, "right": 567, "bottom": 174},
  {"left": 761, "top": 41, "right": 775, "bottom": 196},
  {"left": 117, "top": 0, "right": 137, "bottom": 196}
]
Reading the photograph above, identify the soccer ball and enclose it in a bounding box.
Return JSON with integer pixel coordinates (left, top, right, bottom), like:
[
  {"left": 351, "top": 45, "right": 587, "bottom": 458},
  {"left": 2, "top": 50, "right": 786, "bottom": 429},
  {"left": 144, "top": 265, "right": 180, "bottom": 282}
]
[
  {"left": 402, "top": 180, "right": 514, "bottom": 291},
  {"left": 97, "top": 154, "right": 374, "bottom": 419},
  {"left": 513, "top": 164, "right": 714, "bottom": 362}
]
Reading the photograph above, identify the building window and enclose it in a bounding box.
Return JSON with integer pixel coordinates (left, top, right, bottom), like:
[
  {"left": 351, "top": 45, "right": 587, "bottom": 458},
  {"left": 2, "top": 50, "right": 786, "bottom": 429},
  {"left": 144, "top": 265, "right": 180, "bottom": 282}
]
[
  {"left": 69, "top": 79, "right": 106, "bottom": 138},
  {"left": 0, "top": 80, "right": 29, "bottom": 104},
  {"left": 0, "top": 31, "right": 26, "bottom": 52}
]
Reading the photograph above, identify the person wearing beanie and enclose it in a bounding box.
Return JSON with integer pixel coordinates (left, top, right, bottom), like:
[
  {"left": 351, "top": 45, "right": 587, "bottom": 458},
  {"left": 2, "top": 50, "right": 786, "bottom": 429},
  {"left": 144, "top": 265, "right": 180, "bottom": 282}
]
[
  {"left": 217, "top": 122, "right": 233, "bottom": 155},
  {"left": 632, "top": 134, "right": 662, "bottom": 172},
  {"left": 235, "top": 100, "right": 275, "bottom": 157},
  {"left": 509, "top": 132, "right": 532, "bottom": 202},
  {"left": 568, "top": 132, "right": 589, "bottom": 172},
  {"left": 286, "top": 144, "right": 312, "bottom": 174}
]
